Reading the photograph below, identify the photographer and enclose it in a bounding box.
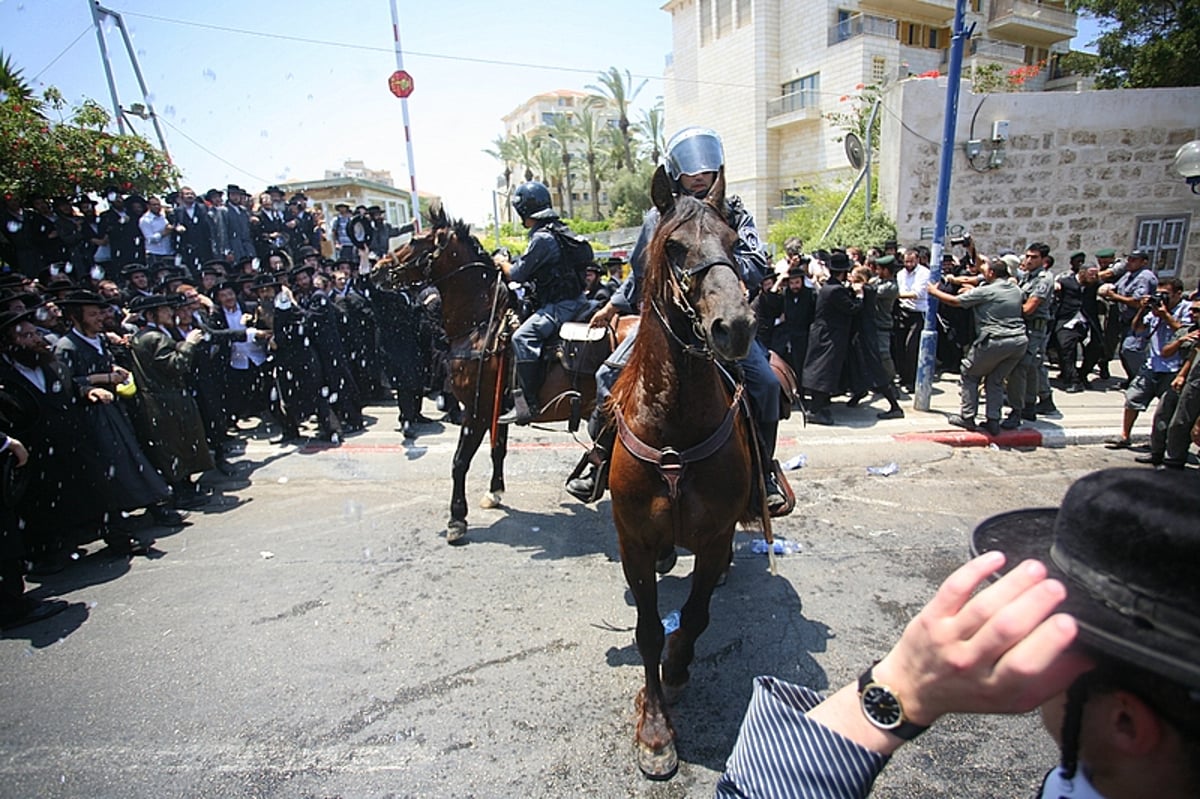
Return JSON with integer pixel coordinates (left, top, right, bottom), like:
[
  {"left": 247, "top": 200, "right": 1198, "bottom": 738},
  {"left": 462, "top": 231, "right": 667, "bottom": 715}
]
[{"left": 1105, "top": 277, "right": 1193, "bottom": 449}]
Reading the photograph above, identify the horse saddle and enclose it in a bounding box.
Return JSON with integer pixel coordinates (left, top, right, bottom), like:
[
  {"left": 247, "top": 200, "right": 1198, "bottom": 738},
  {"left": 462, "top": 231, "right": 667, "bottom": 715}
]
[
  {"left": 555, "top": 321, "right": 615, "bottom": 376},
  {"left": 769, "top": 351, "right": 800, "bottom": 421}
]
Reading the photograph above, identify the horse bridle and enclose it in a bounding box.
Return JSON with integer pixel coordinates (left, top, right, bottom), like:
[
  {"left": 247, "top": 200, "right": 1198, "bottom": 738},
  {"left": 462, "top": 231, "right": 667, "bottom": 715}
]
[{"left": 651, "top": 252, "right": 741, "bottom": 360}]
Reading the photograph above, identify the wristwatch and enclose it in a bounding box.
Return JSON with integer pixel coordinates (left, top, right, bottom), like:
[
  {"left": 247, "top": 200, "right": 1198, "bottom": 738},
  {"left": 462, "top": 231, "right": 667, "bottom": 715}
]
[{"left": 857, "top": 662, "right": 929, "bottom": 741}]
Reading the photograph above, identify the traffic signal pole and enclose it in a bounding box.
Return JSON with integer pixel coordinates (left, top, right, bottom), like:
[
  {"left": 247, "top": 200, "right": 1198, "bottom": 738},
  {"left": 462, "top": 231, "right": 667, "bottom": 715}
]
[
  {"left": 389, "top": 0, "right": 420, "bottom": 232},
  {"left": 913, "top": 0, "right": 973, "bottom": 411}
]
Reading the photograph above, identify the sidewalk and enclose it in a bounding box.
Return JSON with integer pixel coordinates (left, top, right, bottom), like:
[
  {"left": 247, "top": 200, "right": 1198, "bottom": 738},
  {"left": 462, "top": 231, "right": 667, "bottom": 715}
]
[{"left": 777, "top": 372, "right": 1131, "bottom": 450}]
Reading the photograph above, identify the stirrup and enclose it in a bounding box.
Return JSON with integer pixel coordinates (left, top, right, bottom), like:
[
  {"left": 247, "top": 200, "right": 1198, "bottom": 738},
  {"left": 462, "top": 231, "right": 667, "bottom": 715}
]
[{"left": 565, "top": 449, "right": 610, "bottom": 503}]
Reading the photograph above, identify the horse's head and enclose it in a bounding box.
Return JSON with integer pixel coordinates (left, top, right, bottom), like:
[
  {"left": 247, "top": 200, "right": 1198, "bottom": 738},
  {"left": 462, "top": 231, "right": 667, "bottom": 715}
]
[
  {"left": 646, "top": 165, "right": 756, "bottom": 362},
  {"left": 371, "top": 206, "right": 491, "bottom": 291}
]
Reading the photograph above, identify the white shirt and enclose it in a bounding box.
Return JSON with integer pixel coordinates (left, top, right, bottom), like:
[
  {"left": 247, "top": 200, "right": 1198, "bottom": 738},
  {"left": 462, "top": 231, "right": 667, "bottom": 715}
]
[
  {"left": 139, "top": 211, "right": 174, "bottom": 256},
  {"left": 896, "top": 263, "right": 931, "bottom": 312}
]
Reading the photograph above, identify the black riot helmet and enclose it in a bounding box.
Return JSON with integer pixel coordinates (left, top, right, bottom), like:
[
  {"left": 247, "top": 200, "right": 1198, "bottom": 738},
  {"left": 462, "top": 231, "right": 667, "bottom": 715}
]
[{"left": 511, "top": 181, "right": 557, "bottom": 221}]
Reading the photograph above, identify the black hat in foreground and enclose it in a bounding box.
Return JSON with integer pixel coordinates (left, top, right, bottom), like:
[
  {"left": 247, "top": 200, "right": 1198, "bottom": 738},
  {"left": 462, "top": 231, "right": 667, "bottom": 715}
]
[
  {"left": 970, "top": 468, "right": 1200, "bottom": 688},
  {"left": 56, "top": 289, "right": 109, "bottom": 307},
  {"left": 0, "top": 307, "right": 40, "bottom": 331},
  {"left": 252, "top": 274, "right": 283, "bottom": 291},
  {"left": 128, "top": 293, "right": 181, "bottom": 314},
  {"left": 827, "top": 251, "right": 852, "bottom": 273}
]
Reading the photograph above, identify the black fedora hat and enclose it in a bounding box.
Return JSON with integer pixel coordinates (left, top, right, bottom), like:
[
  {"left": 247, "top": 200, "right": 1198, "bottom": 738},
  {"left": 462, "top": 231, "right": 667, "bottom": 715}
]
[
  {"left": 970, "top": 468, "right": 1200, "bottom": 688},
  {"left": 0, "top": 306, "right": 40, "bottom": 331},
  {"left": 251, "top": 274, "right": 282, "bottom": 291},
  {"left": 289, "top": 263, "right": 316, "bottom": 278},
  {"left": 0, "top": 289, "right": 42, "bottom": 311},
  {"left": 56, "top": 289, "right": 109, "bottom": 307},
  {"left": 121, "top": 262, "right": 152, "bottom": 278},
  {"left": 128, "top": 293, "right": 181, "bottom": 314}
]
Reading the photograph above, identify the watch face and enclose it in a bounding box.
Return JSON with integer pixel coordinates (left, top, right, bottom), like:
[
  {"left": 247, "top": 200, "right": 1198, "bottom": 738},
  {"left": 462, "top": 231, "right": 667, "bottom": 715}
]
[{"left": 862, "top": 684, "right": 903, "bottom": 729}]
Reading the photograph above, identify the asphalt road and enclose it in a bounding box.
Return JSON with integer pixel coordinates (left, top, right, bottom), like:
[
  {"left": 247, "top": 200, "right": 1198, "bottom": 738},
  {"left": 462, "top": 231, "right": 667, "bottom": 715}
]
[{"left": 0, "top": 407, "right": 1137, "bottom": 799}]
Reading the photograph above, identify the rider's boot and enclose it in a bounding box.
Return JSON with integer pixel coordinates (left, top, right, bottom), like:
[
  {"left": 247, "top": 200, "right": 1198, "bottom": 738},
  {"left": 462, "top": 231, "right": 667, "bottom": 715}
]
[
  {"left": 565, "top": 423, "right": 616, "bottom": 503},
  {"left": 497, "top": 361, "right": 542, "bottom": 426},
  {"left": 758, "top": 420, "right": 788, "bottom": 515}
]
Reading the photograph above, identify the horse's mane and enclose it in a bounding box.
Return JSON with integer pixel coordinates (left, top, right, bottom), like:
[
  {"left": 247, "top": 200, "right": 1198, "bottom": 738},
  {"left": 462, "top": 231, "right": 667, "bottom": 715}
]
[{"left": 641, "top": 196, "right": 707, "bottom": 305}]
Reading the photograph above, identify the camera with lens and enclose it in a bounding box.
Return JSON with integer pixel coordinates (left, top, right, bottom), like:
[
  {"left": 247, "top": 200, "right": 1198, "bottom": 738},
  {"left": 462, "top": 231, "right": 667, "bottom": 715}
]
[
  {"left": 1145, "top": 291, "right": 1169, "bottom": 310},
  {"left": 949, "top": 233, "right": 973, "bottom": 248}
]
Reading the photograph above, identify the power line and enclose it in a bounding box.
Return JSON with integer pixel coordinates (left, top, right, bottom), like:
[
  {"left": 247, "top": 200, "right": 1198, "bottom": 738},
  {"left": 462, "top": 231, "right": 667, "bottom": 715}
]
[
  {"left": 32, "top": 26, "right": 94, "bottom": 82},
  {"left": 157, "top": 115, "right": 270, "bottom": 186}
]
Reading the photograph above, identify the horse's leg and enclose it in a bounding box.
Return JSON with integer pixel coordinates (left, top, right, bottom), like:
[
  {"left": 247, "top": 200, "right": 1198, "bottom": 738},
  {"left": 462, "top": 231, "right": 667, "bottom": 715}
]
[
  {"left": 448, "top": 420, "right": 487, "bottom": 543},
  {"left": 622, "top": 540, "right": 678, "bottom": 780},
  {"left": 661, "top": 525, "right": 736, "bottom": 703},
  {"left": 480, "top": 422, "right": 508, "bottom": 509}
]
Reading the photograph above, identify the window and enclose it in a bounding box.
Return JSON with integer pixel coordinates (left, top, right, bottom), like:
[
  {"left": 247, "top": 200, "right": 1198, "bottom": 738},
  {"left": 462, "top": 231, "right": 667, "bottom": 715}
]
[
  {"left": 781, "top": 73, "right": 820, "bottom": 112},
  {"left": 871, "top": 56, "right": 887, "bottom": 83},
  {"left": 700, "top": 0, "right": 712, "bottom": 45},
  {"left": 737, "top": 0, "right": 752, "bottom": 27},
  {"left": 899, "top": 21, "right": 948, "bottom": 50},
  {"left": 1135, "top": 214, "right": 1191, "bottom": 276},
  {"left": 717, "top": 0, "right": 733, "bottom": 36}
]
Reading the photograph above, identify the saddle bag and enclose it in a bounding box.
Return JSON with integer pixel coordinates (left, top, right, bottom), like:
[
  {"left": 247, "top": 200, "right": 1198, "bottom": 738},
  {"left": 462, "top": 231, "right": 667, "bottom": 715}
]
[
  {"left": 769, "top": 351, "right": 800, "bottom": 421},
  {"left": 557, "top": 322, "right": 614, "bottom": 376}
]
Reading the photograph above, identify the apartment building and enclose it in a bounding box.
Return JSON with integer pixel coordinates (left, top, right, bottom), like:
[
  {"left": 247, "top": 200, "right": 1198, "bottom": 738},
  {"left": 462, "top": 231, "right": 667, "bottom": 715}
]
[{"left": 661, "top": 0, "right": 1078, "bottom": 226}]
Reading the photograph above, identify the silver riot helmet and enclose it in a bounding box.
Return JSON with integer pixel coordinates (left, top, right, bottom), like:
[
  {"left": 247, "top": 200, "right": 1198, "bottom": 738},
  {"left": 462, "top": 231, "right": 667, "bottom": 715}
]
[{"left": 664, "top": 127, "right": 725, "bottom": 184}]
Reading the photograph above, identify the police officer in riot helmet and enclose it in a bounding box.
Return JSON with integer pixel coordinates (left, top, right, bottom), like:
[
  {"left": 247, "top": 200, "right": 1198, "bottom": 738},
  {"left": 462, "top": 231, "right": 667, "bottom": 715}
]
[
  {"left": 494, "top": 181, "right": 591, "bottom": 425},
  {"left": 568, "top": 127, "right": 789, "bottom": 514}
]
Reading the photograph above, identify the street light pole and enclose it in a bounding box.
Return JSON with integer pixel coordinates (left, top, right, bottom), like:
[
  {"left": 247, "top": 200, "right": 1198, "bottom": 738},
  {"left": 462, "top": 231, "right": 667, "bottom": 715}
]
[{"left": 913, "top": 0, "right": 973, "bottom": 411}]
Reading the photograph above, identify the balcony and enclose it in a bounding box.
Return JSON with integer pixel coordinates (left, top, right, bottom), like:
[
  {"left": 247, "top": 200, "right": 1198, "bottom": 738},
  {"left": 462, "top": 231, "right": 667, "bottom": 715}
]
[
  {"left": 828, "top": 12, "right": 898, "bottom": 47},
  {"left": 941, "top": 38, "right": 1026, "bottom": 66},
  {"left": 766, "top": 91, "right": 822, "bottom": 129},
  {"left": 861, "top": 0, "right": 955, "bottom": 24},
  {"left": 988, "top": 0, "right": 1076, "bottom": 46}
]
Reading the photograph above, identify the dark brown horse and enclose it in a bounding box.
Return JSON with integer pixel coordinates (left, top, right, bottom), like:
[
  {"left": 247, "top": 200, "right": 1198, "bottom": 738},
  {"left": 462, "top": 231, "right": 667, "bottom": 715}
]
[
  {"left": 374, "top": 208, "right": 603, "bottom": 543},
  {"left": 608, "top": 166, "right": 767, "bottom": 779}
]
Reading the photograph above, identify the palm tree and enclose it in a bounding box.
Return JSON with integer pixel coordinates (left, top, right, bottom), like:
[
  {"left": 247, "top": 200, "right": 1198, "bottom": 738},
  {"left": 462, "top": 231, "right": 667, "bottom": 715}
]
[
  {"left": 0, "top": 51, "right": 42, "bottom": 115},
  {"left": 533, "top": 136, "right": 563, "bottom": 210},
  {"left": 511, "top": 134, "right": 537, "bottom": 183},
  {"left": 637, "top": 100, "right": 666, "bottom": 164},
  {"left": 545, "top": 113, "right": 578, "bottom": 219},
  {"left": 586, "top": 67, "right": 646, "bottom": 173},
  {"left": 483, "top": 134, "right": 519, "bottom": 223},
  {"left": 575, "top": 107, "right": 606, "bottom": 221}
]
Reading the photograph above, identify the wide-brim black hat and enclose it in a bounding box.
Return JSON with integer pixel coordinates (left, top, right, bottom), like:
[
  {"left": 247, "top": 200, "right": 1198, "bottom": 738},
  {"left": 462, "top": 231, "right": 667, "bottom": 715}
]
[
  {"left": 0, "top": 289, "right": 43, "bottom": 310},
  {"left": 289, "top": 263, "right": 316, "bottom": 278},
  {"left": 970, "top": 468, "right": 1200, "bottom": 688},
  {"left": 0, "top": 306, "right": 40, "bottom": 331},
  {"left": 56, "top": 289, "right": 109, "bottom": 307},
  {"left": 128, "top": 293, "right": 181, "bottom": 314},
  {"left": 121, "top": 262, "right": 151, "bottom": 277},
  {"left": 252, "top": 275, "right": 282, "bottom": 291}
]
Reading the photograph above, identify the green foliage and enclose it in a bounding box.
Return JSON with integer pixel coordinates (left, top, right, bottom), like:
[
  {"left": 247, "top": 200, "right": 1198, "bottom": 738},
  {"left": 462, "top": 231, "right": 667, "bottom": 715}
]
[
  {"left": 768, "top": 176, "right": 897, "bottom": 251},
  {"left": 559, "top": 217, "right": 612, "bottom": 235},
  {"left": 823, "top": 83, "right": 883, "bottom": 152},
  {"left": 1066, "top": 0, "right": 1200, "bottom": 87},
  {"left": 607, "top": 161, "right": 655, "bottom": 229},
  {"left": 1, "top": 78, "right": 179, "bottom": 200}
]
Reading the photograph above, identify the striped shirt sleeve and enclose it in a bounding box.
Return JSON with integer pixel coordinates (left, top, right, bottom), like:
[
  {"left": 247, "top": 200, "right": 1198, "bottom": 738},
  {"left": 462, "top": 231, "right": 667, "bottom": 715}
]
[{"left": 715, "top": 676, "right": 889, "bottom": 799}]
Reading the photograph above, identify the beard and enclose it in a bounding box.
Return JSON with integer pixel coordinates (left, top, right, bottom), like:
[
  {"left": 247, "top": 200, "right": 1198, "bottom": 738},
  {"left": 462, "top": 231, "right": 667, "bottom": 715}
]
[{"left": 10, "top": 347, "right": 54, "bottom": 369}]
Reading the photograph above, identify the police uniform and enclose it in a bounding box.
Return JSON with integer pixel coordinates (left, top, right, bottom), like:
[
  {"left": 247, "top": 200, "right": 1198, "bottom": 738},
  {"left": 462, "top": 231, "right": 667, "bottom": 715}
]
[{"left": 1007, "top": 264, "right": 1055, "bottom": 416}]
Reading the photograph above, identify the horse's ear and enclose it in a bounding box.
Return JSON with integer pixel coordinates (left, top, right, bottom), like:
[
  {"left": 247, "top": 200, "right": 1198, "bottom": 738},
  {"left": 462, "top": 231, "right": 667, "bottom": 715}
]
[
  {"left": 705, "top": 167, "right": 726, "bottom": 211},
  {"left": 431, "top": 204, "right": 448, "bottom": 229},
  {"left": 651, "top": 165, "right": 675, "bottom": 215}
]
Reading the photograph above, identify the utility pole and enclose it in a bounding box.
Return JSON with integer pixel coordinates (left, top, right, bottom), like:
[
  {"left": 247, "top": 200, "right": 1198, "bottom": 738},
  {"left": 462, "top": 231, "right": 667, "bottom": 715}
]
[
  {"left": 913, "top": 0, "right": 973, "bottom": 411},
  {"left": 389, "top": 0, "right": 420, "bottom": 231},
  {"left": 89, "top": 2, "right": 172, "bottom": 161}
]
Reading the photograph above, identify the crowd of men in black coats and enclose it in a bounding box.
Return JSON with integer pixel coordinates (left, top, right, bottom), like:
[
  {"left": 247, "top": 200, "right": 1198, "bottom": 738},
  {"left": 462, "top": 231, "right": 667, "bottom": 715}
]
[{"left": 0, "top": 185, "right": 449, "bottom": 631}]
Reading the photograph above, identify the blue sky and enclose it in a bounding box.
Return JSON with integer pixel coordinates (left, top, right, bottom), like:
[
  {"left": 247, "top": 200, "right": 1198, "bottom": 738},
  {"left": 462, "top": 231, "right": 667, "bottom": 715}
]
[{"left": 3, "top": 1, "right": 1102, "bottom": 224}]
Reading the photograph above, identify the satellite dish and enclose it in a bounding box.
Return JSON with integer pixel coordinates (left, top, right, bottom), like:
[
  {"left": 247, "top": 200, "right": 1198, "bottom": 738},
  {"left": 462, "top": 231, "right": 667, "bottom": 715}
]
[{"left": 844, "top": 133, "right": 866, "bottom": 171}]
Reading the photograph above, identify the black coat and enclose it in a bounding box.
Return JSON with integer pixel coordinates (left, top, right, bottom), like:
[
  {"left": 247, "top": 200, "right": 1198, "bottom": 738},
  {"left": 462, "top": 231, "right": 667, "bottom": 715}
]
[
  {"left": 53, "top": 330, "right": 171, "bottom": 511},
  {"left": 802, "top": 278, "right": 861, "bottom": 395},
  {"left": 169, "top": 204, "right": 214, "bottom": 272},
  {"left": 846, "top": 283, "right": 889, "bottom": 394},
  {"left": 99, "top": 207, "right": 142, "bottom": 268}
]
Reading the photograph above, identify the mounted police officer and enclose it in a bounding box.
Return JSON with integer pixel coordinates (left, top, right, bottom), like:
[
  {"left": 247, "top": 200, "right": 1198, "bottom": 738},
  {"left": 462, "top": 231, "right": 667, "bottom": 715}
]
[
  {"left": 494, "top": 181, "right": 590, "bottom": 425},
  {"left": 566, "top": 127, "right": 788, "bottom": 514}
]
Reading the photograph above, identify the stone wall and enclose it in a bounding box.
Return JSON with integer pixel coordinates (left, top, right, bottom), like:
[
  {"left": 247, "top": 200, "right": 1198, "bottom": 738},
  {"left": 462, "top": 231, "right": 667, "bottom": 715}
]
[{"left": 878, "top": 79, "right": 1200, "bottom": 283}]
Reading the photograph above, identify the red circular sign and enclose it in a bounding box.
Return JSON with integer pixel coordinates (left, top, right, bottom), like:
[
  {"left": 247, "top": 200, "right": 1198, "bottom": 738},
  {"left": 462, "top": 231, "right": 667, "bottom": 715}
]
[{"left": 388, "top": 70, "right": 414, "bottom": 99}]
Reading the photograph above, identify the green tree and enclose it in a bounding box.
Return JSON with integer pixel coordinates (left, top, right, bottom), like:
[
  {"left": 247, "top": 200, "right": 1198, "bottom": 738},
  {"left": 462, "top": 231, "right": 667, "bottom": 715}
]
[
  {"left": 586, "top": 67, "right": 646, "bottom": 173},
  {"left": 575, "top": 106, "right": 607, "bottom": 221},
  {"left": 637, "top": 100, "right": 666, "bottom": 164},
  {"left": 483, "top": 134, "right": 519, "bottom": 224},
  {"left": 511, "top": 134, "right": 536, "bottom": 183},
  {"left": 768, "top": 178, "right": 896, "bottom": 252},
  {"left": 1066, "top": 0, "right": 1200, "bottom": 87},
  {"left": 533, "top": 135, "right": 563, "bottom": 209},
  {"left": 607, "top": 161, "right": 655, "bottom": 229},
  {"left": 545, "top": 113, "right": 579, "bottom": 219},
  {"left": 1, "top": 66, "right": 178, "bottom": 200}
]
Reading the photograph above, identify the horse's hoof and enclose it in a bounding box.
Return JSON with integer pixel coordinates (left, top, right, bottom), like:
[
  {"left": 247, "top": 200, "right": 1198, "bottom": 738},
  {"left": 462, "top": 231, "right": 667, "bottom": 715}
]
[
  {"left": 637, "top": 740, "right": 678, "bottom": 781},
  {"left": 655, "top": 548, "right": 677, "bottom": 575},
  {"left": 446, "top": 520, "right": 468, "bottom": 545},
  {"left": 663, "top": 680, "right": 688, "bottom": 706},
  {"left": 479, "top": 491, "right": 503, "bottom": 509}
]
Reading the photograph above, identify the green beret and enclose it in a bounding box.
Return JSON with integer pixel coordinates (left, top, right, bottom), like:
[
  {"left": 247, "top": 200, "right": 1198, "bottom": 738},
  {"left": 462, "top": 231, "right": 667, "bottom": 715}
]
[
  {"left": 1070, "top": 251, "right": 1086, "bottom": 260},
  {"left": 874, "top": 255, "right": 896, "bottom": 267},
  {"left": 1095, "top": 248, "right": 1116, "bottom": 258}
]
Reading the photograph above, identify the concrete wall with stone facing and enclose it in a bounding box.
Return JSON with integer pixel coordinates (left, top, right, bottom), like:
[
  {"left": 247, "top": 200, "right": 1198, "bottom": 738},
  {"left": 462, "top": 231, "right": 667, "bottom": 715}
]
[{"left": 878, "top": 79, "right": 1200, "bottom": 284}]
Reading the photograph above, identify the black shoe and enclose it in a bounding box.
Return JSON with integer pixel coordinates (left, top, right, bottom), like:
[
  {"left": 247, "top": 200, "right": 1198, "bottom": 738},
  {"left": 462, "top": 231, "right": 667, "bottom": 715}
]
[
  {"left": 149, "top": 506, "right": 189, "bottom": 526},
  {"left": 565, "top": 466, "right": 598, "bottom": 503},
  {"left": 947, "top": 414, "right": 977, "bottom": 431},
  {"left": 174, "top": 488, "right": 210, "bottom": 510},
  {"left": 1036, "top": 397, "right": 1059, "bottom": 415},
  {"left": 764, "top": 472, "right": 787, "bottom": 514},
  {"left": 1064, "top": 383, "right": 1084, "bottom": 394},
  {"left": 400, "top": 420, "right": 416, "bottom": 439},
  {"left": 1104, "top": 435, "right": 1132, "bottom": 449},
  {"left": 105, "top": 535, "right": 153, "bottom": 557},
  {"left": 1, "top": 598, "right": 69, "bottom": 631},
  {"left": 1084, "top": 380, "right": 1104, "bottom": 391},
  {"left": 497, "top": 403, "right": 538, "bottom": 426},
  {"left": 1000, "top": 412, "right": 1021, "bottom": 430},
  {"left": 1134, "top": 453, "right": 1163, "bottom": 465},
  {"left": 1021, "top": 408, "right": 1037, "bottom": 421},
  {"left": 806, "top": 410, "right": 835, "bottom": 426},
  {"left": 983, "top": 419, "right": 1001, "bottom": 436},
  {"left": 876, "top": 407, "right": 904, "bottom": 420},
  {"left": 846, "top": 392, "right": 867, "bottom": 408}
]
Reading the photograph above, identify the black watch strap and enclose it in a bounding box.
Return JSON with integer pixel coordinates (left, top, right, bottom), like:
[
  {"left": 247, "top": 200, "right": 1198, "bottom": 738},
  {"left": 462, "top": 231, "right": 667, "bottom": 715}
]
[{"left": 857, "top": 662, "right": 929, "bottom": 741}]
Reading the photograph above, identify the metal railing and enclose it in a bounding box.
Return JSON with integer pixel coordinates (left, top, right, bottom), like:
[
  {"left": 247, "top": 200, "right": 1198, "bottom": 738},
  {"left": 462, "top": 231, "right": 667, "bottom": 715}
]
[
  {"left": 828, "top": 12, "right": 898, "bottom": 46},
  {"left": 989, "top": 0, "right": 1076, "bottom": 32},
  {"left": 767, "top": 90, "right": 821, "bottom": 118}
]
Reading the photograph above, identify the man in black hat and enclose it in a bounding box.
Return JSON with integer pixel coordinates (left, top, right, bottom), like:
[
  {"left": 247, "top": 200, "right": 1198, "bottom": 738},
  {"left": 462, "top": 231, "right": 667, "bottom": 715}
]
[
  {"left": 120, "top": 263, "right": 154, "bottom": 306},
  {"left": 773, "top": 261, "right": 816, "bottom": 392},
  {"left": 0, "top": 194, "right": 40, "bottom": 277},
  {"left": 126, "top": 294, "right": 213, "bottom": 507},
  {"left": 718, "top": 467, "right": 1200, "bottom": 799},
  {"left": 582, "top": 262, "right": 611, "bottom": 304},
  {"left": 28, "top": 197, "right": 67, "bottom": 268},
  {"left": 252, "top": 187, "right": 289, "bottom": 264},
  {"left": 331, "top": 203, "right": 356, "bottom": 263},
  {"left": 205, "top": 188, "right": 232, "bottom": 262},
  {"left": 169, "top": 186, "right": 213, "bottom": 275},
  {"left": 802, "top": 251, "right": 861, "bottom": 426},
  {"left": 53, "top": 290, "right": 181, "bottom": 531},
  {"left": 98, "top": 188, "right": 142, "bottom": 275},
  {"left": 224, "top": 185, "right": 256, "bottom": 260},
  {"left": 138, "top": 195, "right": 175, "bottom": 267}
]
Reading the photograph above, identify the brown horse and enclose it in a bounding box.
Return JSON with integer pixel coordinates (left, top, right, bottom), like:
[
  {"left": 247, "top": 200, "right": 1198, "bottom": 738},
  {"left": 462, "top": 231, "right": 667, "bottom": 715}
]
[
  {"left": 608, "top": 166, "right": 765, "bottom": 779},
  {"left": 374, "top": 208, "right": 604, "bottom": 543}
]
